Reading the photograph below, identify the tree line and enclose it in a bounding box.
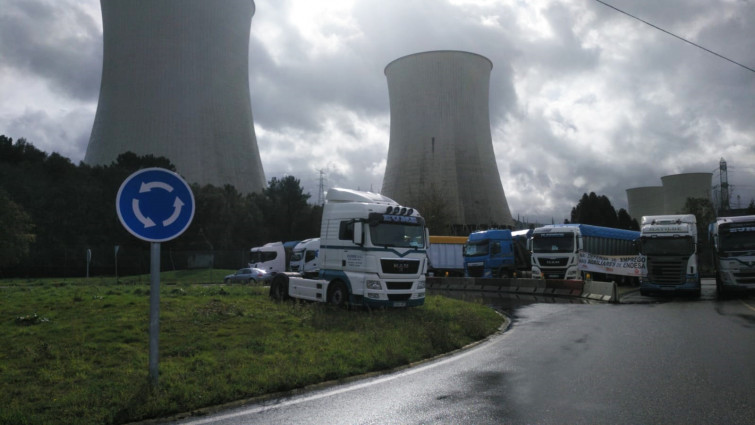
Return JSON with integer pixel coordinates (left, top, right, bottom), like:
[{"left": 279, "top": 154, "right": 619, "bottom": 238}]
[
  {"left": 0, "top": 136, "right": 322, "bottom": 278},
  {"left": 4, "top": 134, "right": 740, "bottom": 278},
  {"left": 568, "top": 192, "right": 639, "bottom": 230}
]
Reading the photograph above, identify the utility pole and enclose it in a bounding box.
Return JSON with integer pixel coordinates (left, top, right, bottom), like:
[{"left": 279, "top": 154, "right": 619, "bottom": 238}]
[
  {"left": 317, "top": 169, "right": 326, "bottom": 206},
  {"left": 720, "top": 158, "right": 730, "bottom": 213}
]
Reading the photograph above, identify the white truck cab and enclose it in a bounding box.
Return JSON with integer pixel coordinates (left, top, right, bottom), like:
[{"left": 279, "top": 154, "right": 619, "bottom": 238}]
[
  {"left": 270, "top": 188, "right": 428, "bottom": 307},
  {"left": 290, "top": 238, "right": 320, "bottom": 277},
  {"left": 249, "top": 241, "right": 286, "bottom": 274}
]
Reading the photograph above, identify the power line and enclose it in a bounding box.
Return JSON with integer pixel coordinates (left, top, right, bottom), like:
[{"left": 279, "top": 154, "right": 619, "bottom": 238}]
[{"left": 593, "top": 0, "right": 755, "bottom": 74}]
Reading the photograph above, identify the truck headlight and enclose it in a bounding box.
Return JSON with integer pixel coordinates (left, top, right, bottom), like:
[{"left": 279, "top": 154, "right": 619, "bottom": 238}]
[
  {"left": 366, "top": 280, "right": 382, "bottom": 290},
  {"left": 417, "top": 280, "right": 425, "bottom": 290}
]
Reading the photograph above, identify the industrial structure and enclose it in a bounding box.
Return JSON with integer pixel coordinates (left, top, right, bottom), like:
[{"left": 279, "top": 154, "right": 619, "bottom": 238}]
[
  {"left": 626, "top": 172, "right": 712, "bottom": 220},
  {"left": 381, "top": 51, "right": 514, "bottom": 234},
  {"left": 85, "top": 0, "right": 266, "bottom": 194}
]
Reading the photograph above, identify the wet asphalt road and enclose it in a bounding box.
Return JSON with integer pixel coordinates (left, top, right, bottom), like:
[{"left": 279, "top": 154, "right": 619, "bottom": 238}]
[{"left": 173, "top": 279, "right": 755, "bottom": 424}]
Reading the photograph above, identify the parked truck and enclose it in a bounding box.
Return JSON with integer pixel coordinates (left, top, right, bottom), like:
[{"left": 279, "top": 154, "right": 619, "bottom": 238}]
[
  {"left": 249, "top": 241, "right": 286, "bottom": 274},
  {"left": 709, "top": 215, "right": 755, "bottom": 296},
  {"left": 290, "top": 238, "right": 320, "bottom": 277},
  {"left": 269, "top": 188, "right": 428, "bottom": 307},
  {"left": 427, "top": 236, "right": 466, "bottom": 277},
  {"left": 531, "top": 224, "right": 640, "bottom": 283},
  {"left": 637, "top": 215, "right": 700, "bottom": 297},
  {"left": 463, "top": 229, "right": 531, "bottom": 278}
]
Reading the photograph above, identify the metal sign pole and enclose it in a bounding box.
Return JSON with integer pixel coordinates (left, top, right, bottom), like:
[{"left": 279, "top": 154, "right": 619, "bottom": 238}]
[
  {"left": 149, "top": 242, "right": 161, "bottom": 387},
  {"left": 115, "top": 245, "right": 120, "bottom": 283},
  {"left": 116, "top": 168, "right": 194, "bottom": 389}
]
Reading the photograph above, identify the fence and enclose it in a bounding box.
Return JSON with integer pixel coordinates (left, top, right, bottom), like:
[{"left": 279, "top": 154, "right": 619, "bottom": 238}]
[{"left": 1, "top": 247, "right": 250, "bottom": 279}]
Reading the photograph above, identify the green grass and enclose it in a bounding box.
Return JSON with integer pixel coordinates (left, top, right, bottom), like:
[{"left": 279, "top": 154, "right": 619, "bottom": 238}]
[{"left": 0, "top": 271, "right": 504, "bottom": 424}]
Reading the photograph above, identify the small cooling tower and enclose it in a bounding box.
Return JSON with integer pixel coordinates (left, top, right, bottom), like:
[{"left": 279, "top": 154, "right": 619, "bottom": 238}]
[
  {"left": 382, "top": 51, "right": 514, "bottom": 230},
  {"left": 661, "top": 173, "right": 712, "bottom": 214},
  {"left": 626, "top": 186, "right": 665, "bottom": 221},
  {"left": 85, "top": 0, "right": 266, "bottom": 193}
]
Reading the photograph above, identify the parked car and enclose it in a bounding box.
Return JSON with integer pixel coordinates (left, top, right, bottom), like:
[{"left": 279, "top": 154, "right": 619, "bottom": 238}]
[{"left": 224, "top": 267, "right": 270, "bottom": 284}]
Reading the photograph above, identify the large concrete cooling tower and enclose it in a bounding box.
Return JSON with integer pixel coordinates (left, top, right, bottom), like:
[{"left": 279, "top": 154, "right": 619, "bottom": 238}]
[
  {"left": 85, "top": 0, "right": 266, "bottom": 193},
  {"left": 382, "top": 51, "right": 514, "bottom": 230},
  {"left": 661, "top": 173, "right": 712, "bottom": 214},
  {"left": 626, "top": 186, "right": 665, "bottom": 221}
]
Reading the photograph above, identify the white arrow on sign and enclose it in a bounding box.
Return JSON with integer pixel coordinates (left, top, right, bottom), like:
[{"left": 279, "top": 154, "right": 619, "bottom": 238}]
[
  {"left": 132, "top": 199, "right": 156, "bottom": 228},
  {"left": 140, "top": 181, "right": 173, "bottom": 193},
  {"left": 162, "top": 197, "right": 185, "bottom": 227}
]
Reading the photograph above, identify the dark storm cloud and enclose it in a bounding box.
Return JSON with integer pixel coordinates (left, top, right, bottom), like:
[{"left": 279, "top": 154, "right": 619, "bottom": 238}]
[{"left": 0, "top": 0, "right": 101, "bottom": 101}]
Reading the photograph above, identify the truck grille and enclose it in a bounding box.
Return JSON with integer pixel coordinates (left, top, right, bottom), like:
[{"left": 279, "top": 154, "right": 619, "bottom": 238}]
[
  {"left": 647, "top": 257, "right": 686, "bottom": 285},
  {"left": 386, "top": 281, "right": 413, "bottom": 290},
  {"left": 381, "top": 259, "right": 420, "bottom": 274},
  {"left": 733, "top": 269, "right": 755, "bottom": 284}
]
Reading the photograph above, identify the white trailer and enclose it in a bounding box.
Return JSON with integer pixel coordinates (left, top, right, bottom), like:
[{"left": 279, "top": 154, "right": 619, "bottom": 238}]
[
  {"left": 638, "top": 214, "right": 700, "bottom": 297},
  {"left": 269, "top": 188, "right": 428, "bottom": 307},
  {"left": 290, "top": 238, "right": 320, "bottom": 277},
  {"left": 709, "top": 215, "right": 755, "bottom": 295}
]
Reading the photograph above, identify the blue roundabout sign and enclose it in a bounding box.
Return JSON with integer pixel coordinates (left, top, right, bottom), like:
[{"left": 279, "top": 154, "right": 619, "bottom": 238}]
[{"left": 116, "top": 168, "right": 195, "bottom": 242}]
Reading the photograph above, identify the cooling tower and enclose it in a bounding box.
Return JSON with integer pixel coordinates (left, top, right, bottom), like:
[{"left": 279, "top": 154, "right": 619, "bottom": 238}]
[
  {"left": 626, "top": 186, "right": 665, "bottom": 221},
  {"left": 382, "top": 51, "right": 514, "bottom": 230},
  {"left": 661, "top": 173, "right": 712, "bottom": 214},
  {"left": 85, "top": 0, "right": 266, "bottom": 193}
]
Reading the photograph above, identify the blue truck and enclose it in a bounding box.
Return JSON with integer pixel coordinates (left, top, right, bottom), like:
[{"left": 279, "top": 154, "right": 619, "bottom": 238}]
[{"left": 463, "top": 229, "right": 532, "bottom": 278}]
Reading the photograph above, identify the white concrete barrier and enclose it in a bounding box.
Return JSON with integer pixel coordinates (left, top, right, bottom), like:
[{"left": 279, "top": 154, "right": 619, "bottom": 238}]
[
  {"left": 427, "top": 276, "right": 616, "bottom": 303},
  {"left": 581, "top": 280, "right": 617, "bottom": 302}
]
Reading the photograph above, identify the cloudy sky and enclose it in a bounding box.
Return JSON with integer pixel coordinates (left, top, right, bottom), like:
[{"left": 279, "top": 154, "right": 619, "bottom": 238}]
[{"left": 2, "top": 0, "right": 754, "bottom": 223}]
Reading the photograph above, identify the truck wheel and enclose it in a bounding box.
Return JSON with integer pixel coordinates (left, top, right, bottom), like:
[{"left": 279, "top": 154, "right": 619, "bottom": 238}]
[
  {"left": 269, "top": 274, "right": 289, "bottom": 301},
  {"left": 328, "top": 281, "right": 349, "bottom": 307}
]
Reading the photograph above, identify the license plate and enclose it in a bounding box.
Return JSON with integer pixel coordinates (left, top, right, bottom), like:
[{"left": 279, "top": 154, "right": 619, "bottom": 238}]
[{"left": 393, "top": 302, "right": 406, "bottom": 307}]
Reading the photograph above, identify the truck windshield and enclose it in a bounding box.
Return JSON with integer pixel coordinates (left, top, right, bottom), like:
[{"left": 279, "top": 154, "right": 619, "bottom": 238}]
[
  {"left": 719, "top": 227, "right": 755, "bottom": 254},
  {"left": 463, "top": 240, "right": 488, "bottom": 257},
  {"left": 250, "top": 251, "right": 277, "bottom": 263},
  {"left": 370, "top": 223, "right": 426, "bottom": 248},
  {"left": 290, "top": 251, "right": 303, "bottom": 262},
  {"left": 532, "top": 233, "right": 574, "bottom": 253},
  {"left": 641, "top": 237, "right": 694, "bottom": 256}
]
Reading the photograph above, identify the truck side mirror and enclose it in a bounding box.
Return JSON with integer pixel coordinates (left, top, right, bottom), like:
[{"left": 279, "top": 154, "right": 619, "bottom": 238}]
[{"left": 353, "top": 222, "right": 364, "bottom": 246}]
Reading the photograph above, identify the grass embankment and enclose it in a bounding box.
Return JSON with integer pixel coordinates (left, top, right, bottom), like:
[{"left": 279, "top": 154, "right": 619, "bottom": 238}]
[{"left": 1, "top": 270, "right": 504, "bottom": 425}]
